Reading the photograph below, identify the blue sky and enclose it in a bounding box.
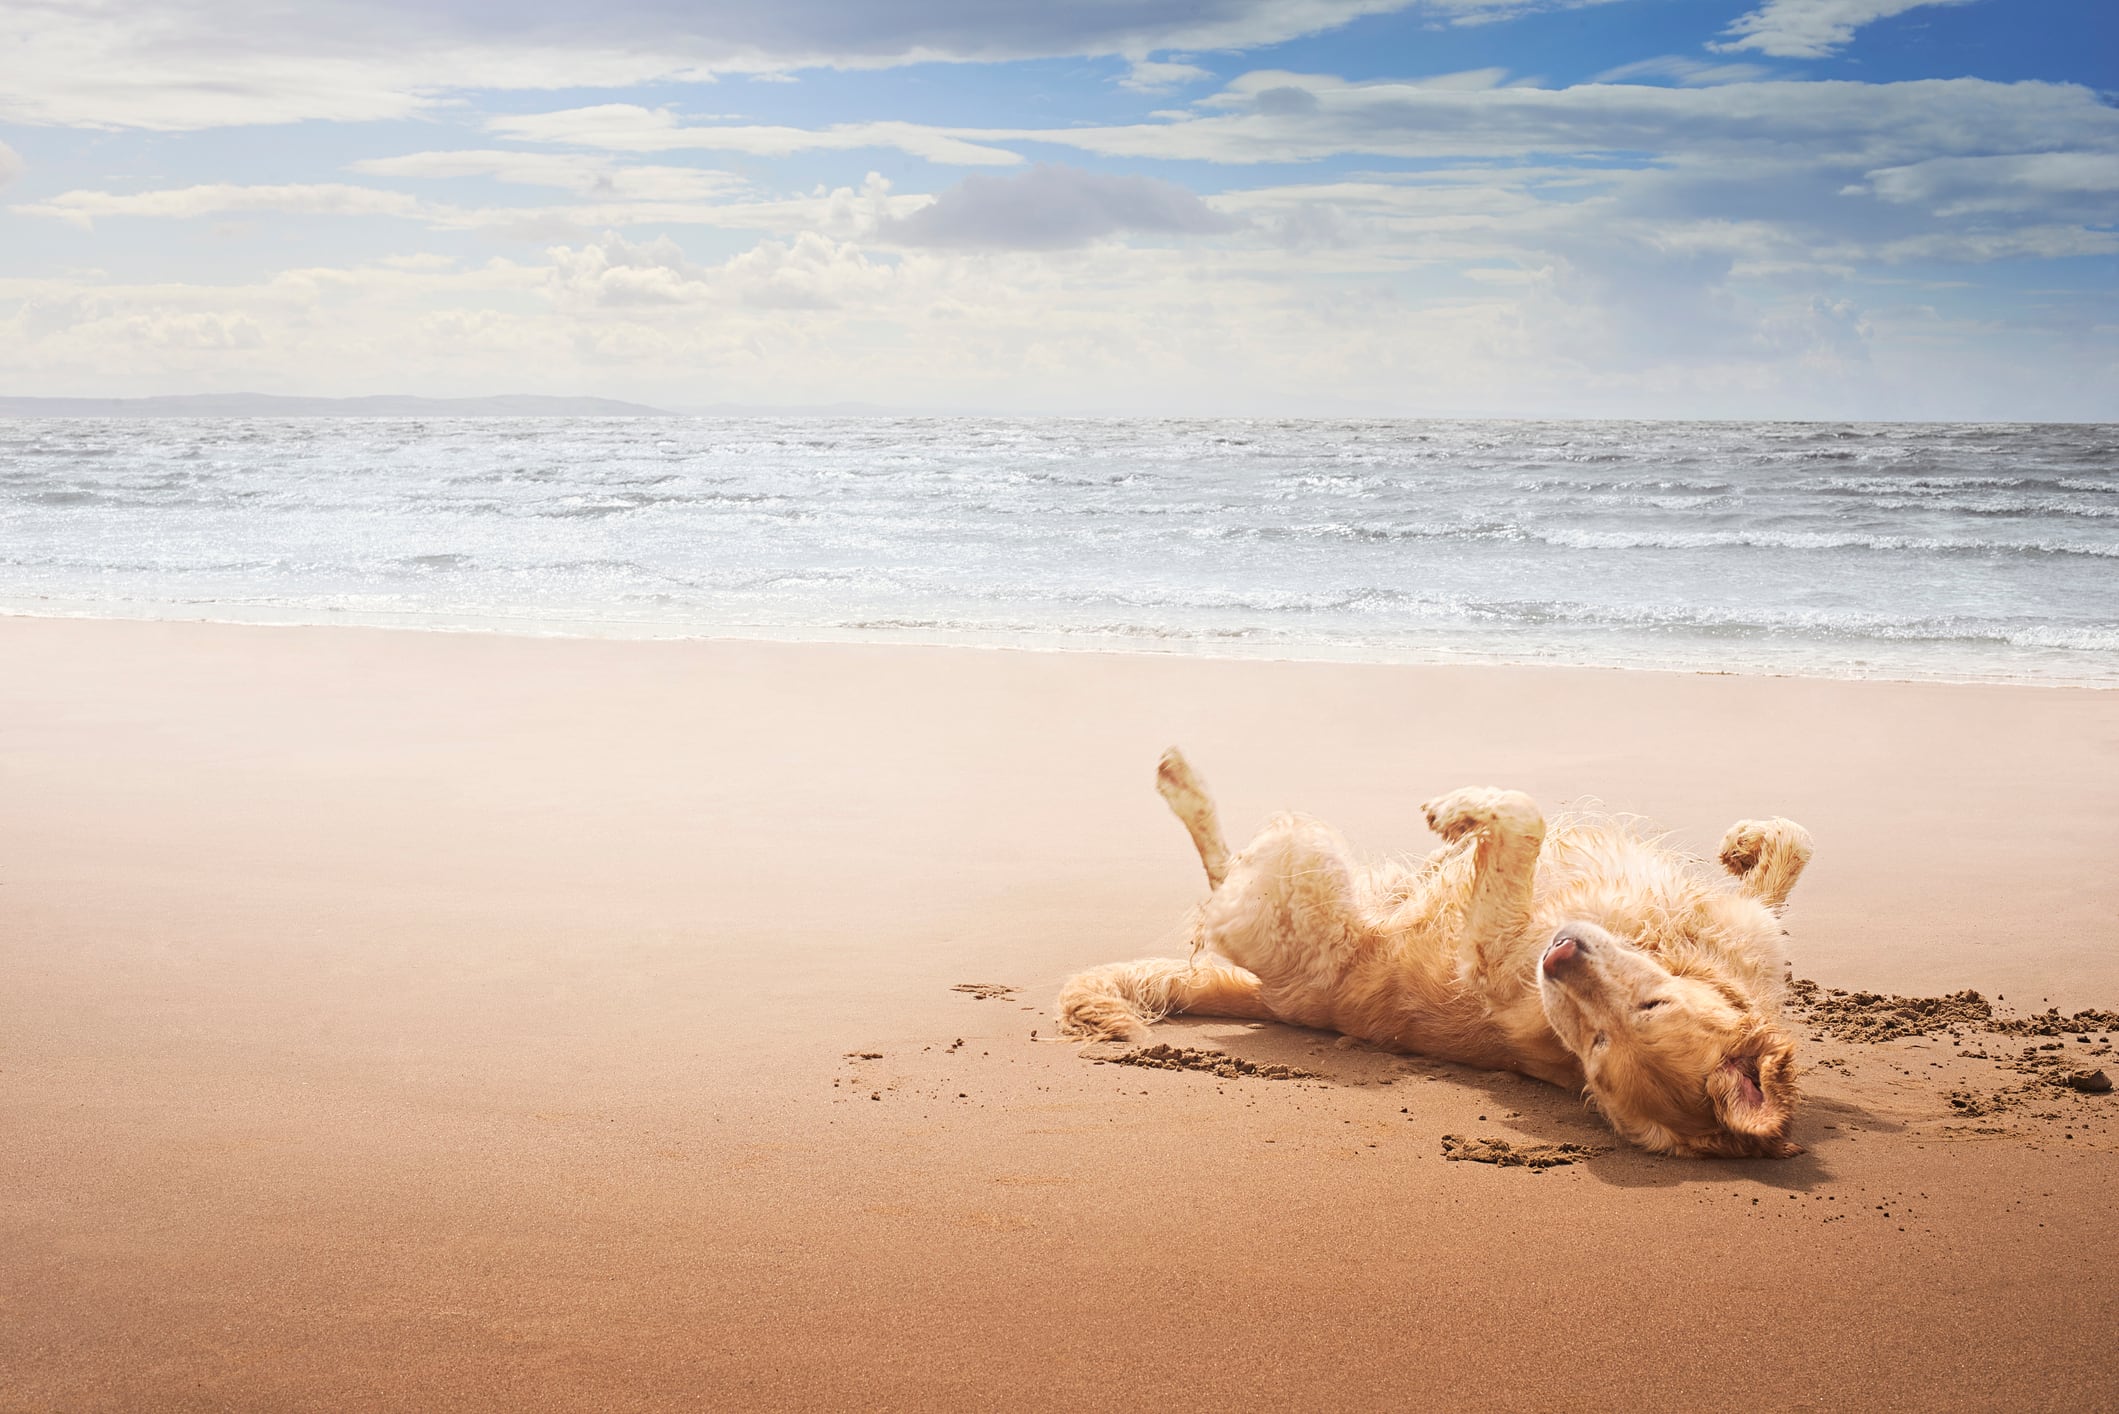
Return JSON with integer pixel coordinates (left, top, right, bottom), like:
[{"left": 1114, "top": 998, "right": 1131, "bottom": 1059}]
[{"left": 1, "top": 0, "right": 2114, "bottom": 417}]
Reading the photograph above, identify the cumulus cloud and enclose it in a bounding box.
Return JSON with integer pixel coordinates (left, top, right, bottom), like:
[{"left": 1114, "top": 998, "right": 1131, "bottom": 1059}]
[
  {"left": 544, "top": 230, "right": 895, "bottom": 315},
  {"left": 1712, "top": 0, "right": 1980, "bottom": 59},
  {"left": 881, "top": 165, "right": 1239, "bottom": 250}
]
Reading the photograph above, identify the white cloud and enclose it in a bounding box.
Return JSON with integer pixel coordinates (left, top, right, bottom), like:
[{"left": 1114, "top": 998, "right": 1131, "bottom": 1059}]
[
  {"left": 15, "top": 183, "right": 424, "bottom": 229},
  {"left": 7, "top": 173, "right": 944, "bottom": 245},
  {"left": 1120, "top": 58, "right": 1214, "bottom": 93},
  {"left": 488, "top": 106, "right": 1026, "bottom": 167},
  {"left": 1591, "top": 56, "right": 1772, "bottom": 86},
  {"left": 1009, "top": 71, "right": 2119, "bottom": 168},
  {"left": 1713, "top": 0, "right": 1979, "bottom": 60},
  {"left": 0, "top": 140, "right": 22, "bottom": 188},
  {"left": 378, "top": 252, "right": 457, "bottom": 271},
  {"left": 348, "top": 150, "right": 746, "bottom": 201},
  {"left": 880, "top": 165, "right": 1239, "bottom": 250},
  {"left": 1858, "top": 153, "right": 2119, "bottom": 215}
]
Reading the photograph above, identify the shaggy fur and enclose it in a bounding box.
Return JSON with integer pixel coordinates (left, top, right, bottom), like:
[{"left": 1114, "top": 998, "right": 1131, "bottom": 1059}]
[{"left": 1059, "top": 750, "right": 1814, "bottom": 1159}]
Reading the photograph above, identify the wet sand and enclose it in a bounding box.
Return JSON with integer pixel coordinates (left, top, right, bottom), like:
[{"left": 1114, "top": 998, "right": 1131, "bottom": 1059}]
[{"left": 2, "top": 616, "right": 2116, "bottom": 1411}]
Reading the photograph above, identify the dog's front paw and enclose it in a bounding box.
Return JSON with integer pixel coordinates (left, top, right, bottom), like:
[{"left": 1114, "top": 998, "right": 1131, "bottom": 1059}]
[
  {"left": 1423, "top": 787, "right": 1541, "bottom": 844},
  {"left": 1718, "top": 818, "right": 1813, "bottom": 878}
]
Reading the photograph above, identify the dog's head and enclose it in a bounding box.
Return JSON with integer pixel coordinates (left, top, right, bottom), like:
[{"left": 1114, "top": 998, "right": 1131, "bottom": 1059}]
[{"left": 1536, "top": 919, "right": 1801, "bottom": 1159}]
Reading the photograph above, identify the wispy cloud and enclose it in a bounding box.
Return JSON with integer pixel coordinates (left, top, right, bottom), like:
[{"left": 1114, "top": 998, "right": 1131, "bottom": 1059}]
[
  {"left": 348, "top": 151, "right": 746, "bottom": 201},
  {"left": 488, "top": 106, "right": 1026, "bottom": 167},
  {"left": 475, "top": 72, "right": 2119, "bottom": 174},
  {"left": 1712, "top": 0, "right": 1981, "bottom": 60},
  {"left": 1119, "top": 58, "right": 1214, "bottom": 93},
  {"left": 880, "top": 165, "right": 1239, "bottom": 250},
  {"left": 1857, "top": 152, "right": 2119, "bottom": 216},
  {"left": 1591, "top": 56, "right": 1772, "bottom": 86},
  {"left": 0, "top": 0, "right": 1457, "bottom": 130},
  {"left": 17, "top": 183, "right": 424, "bottom": 230}
]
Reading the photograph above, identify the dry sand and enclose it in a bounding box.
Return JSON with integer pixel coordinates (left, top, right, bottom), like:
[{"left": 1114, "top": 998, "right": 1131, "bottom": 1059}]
[{"left": 2, "top": 616, "right": 2116, "bottom": 1412}]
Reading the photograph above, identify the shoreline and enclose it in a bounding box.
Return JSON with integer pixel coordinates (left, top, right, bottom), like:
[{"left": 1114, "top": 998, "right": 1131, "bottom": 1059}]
[
  {"left": 3, "top": 405, "right": 2113, "bottom": 425},
  {"left": 4, "top": 602, "right": 2112, "bottom": 693},
  {"left": 5, "top": 614, "right": 2116, "bottom": 1410}
]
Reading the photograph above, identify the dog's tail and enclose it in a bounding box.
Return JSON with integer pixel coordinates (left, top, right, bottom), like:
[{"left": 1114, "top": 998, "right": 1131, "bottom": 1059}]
[
  {"left": 1056, "top": 956, "right": 1269, "bottom": 1042},
  {"left": 1156, "top": 747, "right": 1231, "bottom": 891}
]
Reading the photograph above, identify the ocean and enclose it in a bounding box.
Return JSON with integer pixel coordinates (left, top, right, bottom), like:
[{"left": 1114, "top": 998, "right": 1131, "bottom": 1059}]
[{"left": 2, "top": 416, "right": 2113, "bottom": 685}]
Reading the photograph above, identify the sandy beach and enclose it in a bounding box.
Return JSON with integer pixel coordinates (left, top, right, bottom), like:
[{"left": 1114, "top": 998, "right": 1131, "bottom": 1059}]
[{"left": 3, "top": 614, "right": 2116, "bottom": 1412}]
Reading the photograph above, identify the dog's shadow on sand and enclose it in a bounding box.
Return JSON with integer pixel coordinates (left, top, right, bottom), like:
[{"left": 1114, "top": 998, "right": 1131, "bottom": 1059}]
[{"left": 1150, "top": 1019, "right": 1894, "bottom": 1192}]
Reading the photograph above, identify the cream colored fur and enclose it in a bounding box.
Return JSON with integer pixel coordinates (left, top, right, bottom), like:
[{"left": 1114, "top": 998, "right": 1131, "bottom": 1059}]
[{"left": 1059, "top": 750, "right": 1815, "bottom": 1159}]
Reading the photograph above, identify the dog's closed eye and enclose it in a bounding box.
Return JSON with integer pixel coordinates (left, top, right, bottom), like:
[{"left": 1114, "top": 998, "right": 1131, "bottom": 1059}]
[{"left": 1637, "top": 998, "right": 1667, "bottom": 1012}]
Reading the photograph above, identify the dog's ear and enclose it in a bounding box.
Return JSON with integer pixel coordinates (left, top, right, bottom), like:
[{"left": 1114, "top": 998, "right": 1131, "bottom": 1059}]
[{"left": 1705, "top": 1023, "right": 1801, "bottom": 1154}]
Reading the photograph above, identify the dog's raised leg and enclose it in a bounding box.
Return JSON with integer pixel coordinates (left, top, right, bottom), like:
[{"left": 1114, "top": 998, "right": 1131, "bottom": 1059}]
[
  {"left": 1156, "top": 748, "right": 1231, "bottom": 890},
  {"left": 1718, "top": 818, "right": 1813, "bottom": 912},
  {"left": 1060, "top": 749, "right": 1366, "bottom": 1040},
  {"left": 1422, "top": 786, "right": 1546, "bottom": 997}
]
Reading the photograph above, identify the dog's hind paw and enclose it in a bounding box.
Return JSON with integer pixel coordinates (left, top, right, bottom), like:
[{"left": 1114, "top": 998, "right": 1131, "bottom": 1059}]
[{"left": 1422, "top": 787, "right": 1543, "bottom": 844}]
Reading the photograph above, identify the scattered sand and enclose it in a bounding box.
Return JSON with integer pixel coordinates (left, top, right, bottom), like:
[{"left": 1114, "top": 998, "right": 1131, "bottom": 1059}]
[
  {"left": 1093, "top": 1043, "right": 1314, "bottom": 1080},
  {"left": 1779, "top": 976, "right": 2117, "bottom": 1130},
  {"left": 951, "top": 983, "right": 1020, "bottom": 1001},
  {"left": 1441, "top": 1135, "right": 1607, "bottom": 1170}
]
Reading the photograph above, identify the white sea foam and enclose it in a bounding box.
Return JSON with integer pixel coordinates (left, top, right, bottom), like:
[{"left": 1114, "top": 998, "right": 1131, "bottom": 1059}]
[{"left": 0, "top": 416, "right": 2113, "bottom": 685}]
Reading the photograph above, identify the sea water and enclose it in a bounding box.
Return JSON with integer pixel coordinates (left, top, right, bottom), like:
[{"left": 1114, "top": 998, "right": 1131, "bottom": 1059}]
[{"left": 1, "top": 417, "right": 2113, "bottom": 685}]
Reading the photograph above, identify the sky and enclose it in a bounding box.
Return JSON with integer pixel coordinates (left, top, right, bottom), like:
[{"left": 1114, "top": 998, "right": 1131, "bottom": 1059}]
[{"left": 1, "top": 0, "right": 2114, "bottom": 418}]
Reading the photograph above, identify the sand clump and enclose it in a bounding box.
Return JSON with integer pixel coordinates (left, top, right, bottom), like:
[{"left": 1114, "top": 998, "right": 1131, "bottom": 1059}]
[
  {"left": 1095, "top": 1044, "right": 1315, "bottom": 1081},
  {"left": 1441, "top": 1135, "right": 1606, "bottom": 1170},
  {"left": 952, "top": 983, "right": 1020, "bottom": 1001},
  {"left": 1787, "top": 978, "right": 1998, "bottom": 1042},
  {"left": 1788, "top": 977, "right": 2119, "bottom": 1045}
]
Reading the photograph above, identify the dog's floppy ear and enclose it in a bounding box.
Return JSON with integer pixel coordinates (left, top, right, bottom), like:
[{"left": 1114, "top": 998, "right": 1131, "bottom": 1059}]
[{"left": 1703, "top": 1023, "right": 1802, "bottom": 1157}]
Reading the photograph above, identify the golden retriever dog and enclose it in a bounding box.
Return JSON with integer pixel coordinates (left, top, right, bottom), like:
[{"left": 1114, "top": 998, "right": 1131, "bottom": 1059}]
[{"left": 1059, "top": 750, "right": 1814, "bottom": 1159}]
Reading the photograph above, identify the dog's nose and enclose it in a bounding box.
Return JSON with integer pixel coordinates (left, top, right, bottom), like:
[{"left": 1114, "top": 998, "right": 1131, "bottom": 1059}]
[{"left": 1543, "top": 932, "right": 1587, "bottom": 976}]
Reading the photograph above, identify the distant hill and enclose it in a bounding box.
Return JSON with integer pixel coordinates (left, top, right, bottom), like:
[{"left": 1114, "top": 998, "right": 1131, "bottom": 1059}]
[{"left": 0, "top": 393, "right": 676, "bottom": 418}]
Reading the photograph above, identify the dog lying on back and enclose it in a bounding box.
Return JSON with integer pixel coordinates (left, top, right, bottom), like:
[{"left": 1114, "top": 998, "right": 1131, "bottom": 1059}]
[{"left": 1059, "top": 750, "right": 1814, "bottom": 1159}]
